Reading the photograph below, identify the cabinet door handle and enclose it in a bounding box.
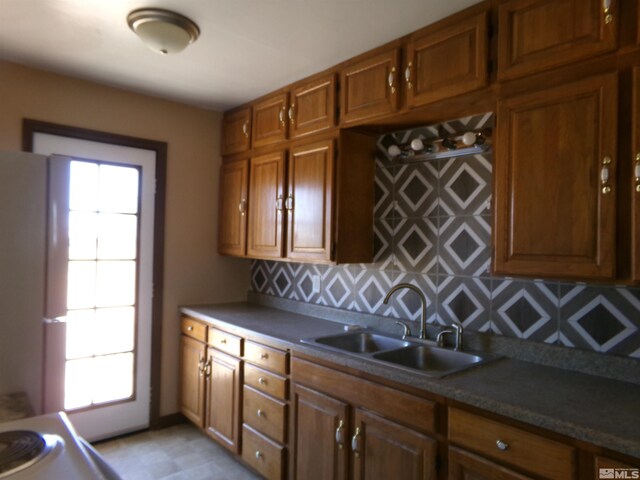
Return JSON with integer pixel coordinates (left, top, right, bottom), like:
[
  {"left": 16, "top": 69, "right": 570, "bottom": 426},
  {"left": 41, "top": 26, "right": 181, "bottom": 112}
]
[
  {"left": 288, "top": 105, "right": 295, "bottom": 124},
  {"left": 634, "top": 153, "right": 640, "bottom": 193},
  {"left": 238, "top": 198, "right": 247, "bottom": 216},
  {"left": 276, "top": 194, "right": 284, "bottom": 212},
  {"left": 404, "top": 62, "right": 413, "bottom": 90},
  {"left": 601, "top": 156, "right": 612, "bottom": 194},
  {"left": 198, "top": 353, "right": 206, "bottom": 376},
  {"left": 242, "top": 120, "right": 249, "bottom": 138},
  {"left": 203, "top": 358, "right": 212, "bottom": 378},
  {"left": 496, "top": 439, "right": 509, "bottom": 451},
  {"left": 387, "top": 67, "right": 397, "bottom": 94},
  {"left": 285, "top": 194, "right": 294, "bottom": 211},
  {"left": 335, "top": 420, "right": 345, "bottom": 450},
  {"left": 279, "top": 107, "right": 286, "bottom": 126},
  {"left": 603, "top": 0, "right": 613, "bottom": 24},
  {"left": 351, "top": 427, "right": 362, "bottom": 458}
]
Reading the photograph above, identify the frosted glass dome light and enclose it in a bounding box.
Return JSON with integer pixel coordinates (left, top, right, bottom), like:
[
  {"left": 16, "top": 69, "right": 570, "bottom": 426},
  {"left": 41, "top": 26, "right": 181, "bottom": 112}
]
[{"left": 127, "top": 8, "right": 200, "bottom": 55}]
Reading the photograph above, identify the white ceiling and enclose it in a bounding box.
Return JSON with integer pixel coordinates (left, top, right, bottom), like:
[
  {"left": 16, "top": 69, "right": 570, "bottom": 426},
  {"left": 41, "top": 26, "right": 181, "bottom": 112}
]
[{"left": 0, "top": 0, "right": 480, "bottom": 112}]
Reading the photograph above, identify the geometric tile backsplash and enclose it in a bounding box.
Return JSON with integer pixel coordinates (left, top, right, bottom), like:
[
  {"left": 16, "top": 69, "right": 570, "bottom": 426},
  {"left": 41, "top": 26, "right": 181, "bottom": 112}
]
[{"left": 251, "top": 113, "right": 640, "bottom": 359}]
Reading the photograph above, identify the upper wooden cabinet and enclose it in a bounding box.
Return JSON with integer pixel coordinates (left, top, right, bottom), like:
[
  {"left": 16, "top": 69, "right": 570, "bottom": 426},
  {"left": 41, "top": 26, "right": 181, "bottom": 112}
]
[
  {"left": 252, "top": 92, "right": 289, "bottom": 148},
  {"left": 494, "top": 72, "right": 618, "bottom": 280},
  {"left": 632, "top": 68, "right": 640, "bottom": 282},
  {"left": 289, "top": 74, "right": 337, "bottom": 139},
  {"left": 247, "top": 151, "right": 286, "bottom": 259},
  {"left": 221, "top": 107, "right": 251, "bottom": 156},
  {"left": 340, "top": 47, "right": 401, "bottom": 125},
  {"left": 218, "top": 159, "right": 249, "bottom": 257},
  {"left": 286, "top": 139, "right": 334, "bottom": 262},
  {"left": 497, "top": 0, "right": 617, "bottom": 81},
  {"left": 405, "top": 11, "right": 488, "bottom": 108}
]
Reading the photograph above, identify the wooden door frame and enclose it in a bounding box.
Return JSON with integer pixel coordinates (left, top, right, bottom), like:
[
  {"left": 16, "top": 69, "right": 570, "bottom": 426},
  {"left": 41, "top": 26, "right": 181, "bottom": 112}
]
[{"left": 22, "top": 118, "right": 167, "bottom": 429}]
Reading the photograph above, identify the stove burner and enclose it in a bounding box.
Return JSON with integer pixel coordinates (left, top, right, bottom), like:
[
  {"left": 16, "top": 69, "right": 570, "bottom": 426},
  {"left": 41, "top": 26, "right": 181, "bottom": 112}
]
[{"left": 0, "top": 430, "right": 56, "bottom": 477}]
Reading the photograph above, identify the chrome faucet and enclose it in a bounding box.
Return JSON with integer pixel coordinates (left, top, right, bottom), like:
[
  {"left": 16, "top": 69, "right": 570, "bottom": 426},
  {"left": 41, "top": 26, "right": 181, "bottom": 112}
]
[
  {"left": 436, "top": 323, "right": 464, "bottom": 351},
  {"left": 383, "top": 283, "right": 428, "bottom": 340}
]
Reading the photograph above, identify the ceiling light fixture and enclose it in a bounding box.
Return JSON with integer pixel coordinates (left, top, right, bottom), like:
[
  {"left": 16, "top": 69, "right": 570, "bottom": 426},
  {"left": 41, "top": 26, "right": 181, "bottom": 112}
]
[{"left": 127, "top": 8, "right": 200, "bottom": 55}]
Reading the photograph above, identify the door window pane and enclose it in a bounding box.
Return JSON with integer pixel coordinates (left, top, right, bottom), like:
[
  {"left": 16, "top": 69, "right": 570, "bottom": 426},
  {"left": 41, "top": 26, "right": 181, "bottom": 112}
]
[
  {"left": 69, "top": 162, "right": 98, "bottom": 211},
  {"left": 65, "top": 358, "right": 94, "bottom": 410},
  {"left": 65, "top": 310, "right": 96, "bottom": 360},
  {"left": 93, "top": 307, "right": 135, "bottom": 355},
  {"left": 97, "top": 214, "right": 137, "bottom": 260},
  {"left": 69, "top": 211, "right": 97, "bottom": 260},
  {"left": 93, "top": 353, "right": 134, "bottom": 404},
  {"left": 98, "top": 165, "right": 139, "bottom": 214},
  {"left": 96, "top": 261, "right": 136, "bottom": 307},
  {"left": 67, "top": 261, "right": 96, "bottom": 309}
]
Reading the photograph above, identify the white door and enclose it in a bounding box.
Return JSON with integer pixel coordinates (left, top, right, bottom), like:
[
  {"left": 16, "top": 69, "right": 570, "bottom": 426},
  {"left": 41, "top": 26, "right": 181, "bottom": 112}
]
[{"left": 34, "top": 133, "right": 156, "bottom": 441}]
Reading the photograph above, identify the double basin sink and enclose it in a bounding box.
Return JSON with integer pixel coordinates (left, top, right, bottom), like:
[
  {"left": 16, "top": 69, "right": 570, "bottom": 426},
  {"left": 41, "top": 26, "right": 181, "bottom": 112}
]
[{"left": 301, "top": 330, "right": 499, "bottom": 378}]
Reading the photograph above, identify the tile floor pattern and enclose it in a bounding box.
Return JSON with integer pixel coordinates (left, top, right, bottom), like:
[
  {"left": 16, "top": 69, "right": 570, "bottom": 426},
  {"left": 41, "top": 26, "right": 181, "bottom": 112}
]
[{"left": 94, "top": 423, "right": 259, "bottom": 480}]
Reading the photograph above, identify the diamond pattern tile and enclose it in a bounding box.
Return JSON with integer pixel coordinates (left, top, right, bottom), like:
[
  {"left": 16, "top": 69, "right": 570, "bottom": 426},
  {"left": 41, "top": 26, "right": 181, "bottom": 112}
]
[
  {"left": 391, "top": 272, "right": 438, "bottom": 325},
  {"left": 438, "top": 216, "right": 490, "bottom": 276},
  {"left": 559, "top": 285, "right": 640, "bottom": 356},
  {"left": 438, "top": 276, "right": 491, "bottom": 330},
  {"left": 350, "top": 269, "right": 396, "bottom": 316},
  {"left": 492, "top": 279, "right": 559, "bottom": 343},
  {"left": 439, "top": 154, "right": 492, "bottom": 216},
  {"left": 374, "top": 162, "right": 395, "bottom": 219},
  {"left": 394, "top": 218, "right": 438, "bottom": 273},
  {"left": 394, "top": 163, "right": 438, "bottom": 218},
  {"left": 372, "top": 218, "right": 394, "bottom": 270}
]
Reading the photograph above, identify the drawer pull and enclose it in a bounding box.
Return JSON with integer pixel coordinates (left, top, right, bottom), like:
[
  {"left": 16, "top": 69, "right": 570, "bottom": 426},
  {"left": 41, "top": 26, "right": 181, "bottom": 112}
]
[
  {"left": 220, "top": 338, "right": 227, "bottom": 344},
  {"left": 257, "top": 409, "right": 265, "bottom": 417},
  {"left": 496, "top": 439, "right": 509, "bottom": 451},
  {"left": 255, "top": 450, "right": 263, "bottom": 460},
  {"left": 258, "top": 377, "right": 267, "bottom": 385},
  {"left": 187, "top": 326, "right": 193, "bottom": 331},
  {"left": 335, "top": 420, "right": 345, "bottom": 450},
  {"left": 260, "top": 353, "right": 269, "bottom": 360}
]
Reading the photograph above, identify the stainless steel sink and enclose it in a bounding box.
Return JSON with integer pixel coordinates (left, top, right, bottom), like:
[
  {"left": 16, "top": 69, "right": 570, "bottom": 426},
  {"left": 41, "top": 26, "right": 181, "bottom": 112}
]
[
  {"left": 301, "top": 329, "right": 500, "bottom": 378},
  {"left": 307, "top": 331, "right": 412, "bottom": 354},
  {"left": 372, "top": 344, "right": 496, "bottom": 377}
]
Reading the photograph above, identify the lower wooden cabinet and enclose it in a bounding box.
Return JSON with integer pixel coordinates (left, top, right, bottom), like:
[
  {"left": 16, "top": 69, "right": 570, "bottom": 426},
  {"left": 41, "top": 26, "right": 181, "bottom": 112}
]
[
  {"left": 291, "top": 359, "right": 438, "bottom": 480},
  {"left": 205, "top": 349, "right": 242, "bottom": 453},
  {"left": 179, "top": 334, "right": 206, "bottom": 428}
]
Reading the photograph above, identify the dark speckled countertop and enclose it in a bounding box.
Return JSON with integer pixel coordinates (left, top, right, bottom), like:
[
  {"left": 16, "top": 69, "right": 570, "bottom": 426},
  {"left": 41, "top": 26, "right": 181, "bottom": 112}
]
[{"left": 181, "top": 302, "right": 640, "bottom": 460}]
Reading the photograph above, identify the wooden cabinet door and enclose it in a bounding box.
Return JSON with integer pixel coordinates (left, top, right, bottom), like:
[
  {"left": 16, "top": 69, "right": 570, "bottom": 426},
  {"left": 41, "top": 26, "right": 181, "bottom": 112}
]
[
  {"left": 405, "top": 12, "right": 488, "bottom": 108},
  {"left": 247, "top": 151, "right": 286, "bottom": 259},
  {"left": 291, "top": 384, "right": 349, "bottom": 480},
  {"left": 286, "top": 139, "right": 334, "bottom": 262},
  {"left": 289, "top": 73, "right": 336, "bottom": 138},
  {"left": 448, "top": 447, "right": 534, "bottom": 480},
  {"left": 351, "top": 408, "right": 437, "bottom": 480},
  {"left": 179, "top": 335, "right": 206, "bottom": 428},
  {"left": 218, "top": 159, "right": 248, "bottom": 257},
  {"left": 205, "top": 349, "right": 241, "bottom": 454},
  {"left": 632, "top": 68, "right": 640, "bottom": 282},
  {"left": 494, "top": 72, "right": 618, "bottom": 280},
  {"left": 340, "top": 48, "right": 400, "bottom": 125},
  {"left": 221, "top": 107, "right": 251, "bottom": 155},
  {"left": 497, "top": 0, "right": 617, "bottom": 81},
  {"left": 252, "top": 92, "right": 289, "bottom": 148}
]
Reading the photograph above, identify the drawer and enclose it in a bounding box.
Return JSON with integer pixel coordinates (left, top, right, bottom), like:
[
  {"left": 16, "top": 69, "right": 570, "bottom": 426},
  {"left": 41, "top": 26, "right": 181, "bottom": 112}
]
[
  {"left": 245, "top": 340, "right": 288, "bottom": 374},
  {"left": 243, "top": 386, "right": 287, "bottom": 443},
  {"left": 448, "top": 407, "right": 576, "bottom": 480},
  {"left": 244, "top": 363, "right": 288, "bottom": 400},
  {"left": 208, "top": 327, "right": 242, "bottom": 357},
  {"left": 242, "top": 424, "right": 285, "bottom": 480},
  {"left": 181, "top": 317, "right": 207, "bottom": 343}
]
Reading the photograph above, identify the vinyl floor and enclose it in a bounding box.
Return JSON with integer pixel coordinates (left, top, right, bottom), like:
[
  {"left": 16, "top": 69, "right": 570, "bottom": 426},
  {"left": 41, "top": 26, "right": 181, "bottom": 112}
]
[{"left": 94, "top": 422, "right": 260, "bottom": 480}]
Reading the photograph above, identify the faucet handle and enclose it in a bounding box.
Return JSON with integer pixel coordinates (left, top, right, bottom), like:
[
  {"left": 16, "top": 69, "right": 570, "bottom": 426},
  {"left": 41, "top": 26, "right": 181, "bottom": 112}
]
[{"left": 394, "top": 321, "right": 412, "bottom": 339}]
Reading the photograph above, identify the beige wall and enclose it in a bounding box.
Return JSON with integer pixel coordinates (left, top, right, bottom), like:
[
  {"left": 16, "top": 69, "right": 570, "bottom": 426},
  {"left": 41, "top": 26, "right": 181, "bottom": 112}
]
[{"left": 0, "top": 60, "right": 250, "bottom": 416}]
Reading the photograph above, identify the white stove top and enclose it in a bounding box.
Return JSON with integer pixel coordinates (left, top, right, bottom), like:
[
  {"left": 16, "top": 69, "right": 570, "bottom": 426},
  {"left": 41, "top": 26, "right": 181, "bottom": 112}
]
[{"left": 0, "top": 412, "right": 119, "bottom": 480}]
